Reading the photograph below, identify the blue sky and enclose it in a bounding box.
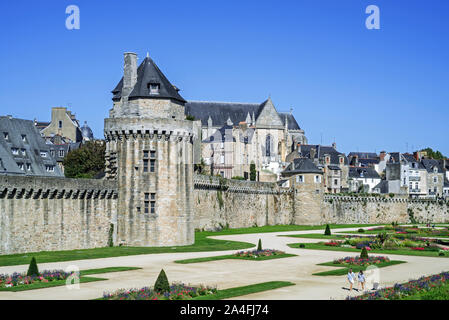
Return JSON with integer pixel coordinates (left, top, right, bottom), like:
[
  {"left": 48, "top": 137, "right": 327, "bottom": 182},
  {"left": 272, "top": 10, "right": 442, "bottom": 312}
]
[{"left": 0, "top": 0, "right": 448, "bottom": 156}]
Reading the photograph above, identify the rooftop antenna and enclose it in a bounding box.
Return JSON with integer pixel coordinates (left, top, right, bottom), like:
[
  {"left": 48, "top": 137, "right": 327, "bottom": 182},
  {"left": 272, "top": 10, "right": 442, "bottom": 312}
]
[
  {"left": 290, "top": 107, "right": 293, "bottom": 115},
  {"left": 146, "top": 51, "right": 150, "bottom": 58},
  {"left": 320, "top": 132, "right": 323, "bottom": 145}
]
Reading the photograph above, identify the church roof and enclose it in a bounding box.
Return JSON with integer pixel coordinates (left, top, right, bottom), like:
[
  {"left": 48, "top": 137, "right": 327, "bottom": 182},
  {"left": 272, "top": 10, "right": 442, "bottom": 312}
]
[
  {"left": 112, "top": 56, "right": 186, "bottom": 104},
  {"left": 282, "top": 157, "right": 322, "bottom": 175},
  {"left": 185, "top": 100, "right": 301, "bottom": 129}
]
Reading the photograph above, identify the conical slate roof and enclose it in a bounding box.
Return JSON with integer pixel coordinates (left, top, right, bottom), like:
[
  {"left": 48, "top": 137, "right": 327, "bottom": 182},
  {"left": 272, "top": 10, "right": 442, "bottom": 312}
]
[{"left": 112, "top": 56, "right": 186, "bottom": 104}]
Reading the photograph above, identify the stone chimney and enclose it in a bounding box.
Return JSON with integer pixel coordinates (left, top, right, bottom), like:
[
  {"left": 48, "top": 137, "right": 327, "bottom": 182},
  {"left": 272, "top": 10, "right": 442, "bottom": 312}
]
[
  {"left": 122, "top": 52, "right": 138, "bottom": 99},
  {"left": 332, "top": 142, "right": 337, "bottom": 149},
  {"left": 310, "top": 147, "right": 316, "bottom": 160}
]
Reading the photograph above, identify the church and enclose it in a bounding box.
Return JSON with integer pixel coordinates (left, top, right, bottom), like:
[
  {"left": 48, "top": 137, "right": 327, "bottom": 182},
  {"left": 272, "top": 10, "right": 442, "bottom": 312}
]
[{"left": 110, "top": 52, "right": 307, "bottom": 182}]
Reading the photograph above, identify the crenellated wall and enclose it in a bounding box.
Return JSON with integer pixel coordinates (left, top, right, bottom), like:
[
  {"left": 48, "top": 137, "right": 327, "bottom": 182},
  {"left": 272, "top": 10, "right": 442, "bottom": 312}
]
[
  {"left": 0, "top": 176, "right": 118, "bottom": 255},
  {"left": 193, "top": 175, "right": 293, "bottom": 230}
]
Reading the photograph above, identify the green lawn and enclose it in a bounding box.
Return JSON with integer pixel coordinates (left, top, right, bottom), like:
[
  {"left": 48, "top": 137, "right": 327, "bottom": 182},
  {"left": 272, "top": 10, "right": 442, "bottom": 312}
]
[
  {"left": 0, "top": 224, "right": 381, "bottom": 267},
  {"left": 401, "top": 282, "right": 449, "bottom": 300},
  {"left": 0, "top": 266, "right": 140, "bottom": 292},
  {"left": 280, "top": 233, "right": 349, "bottom": 240},
  {"left": 175, "top": 253, "right": 296, "bottom": 264},
  {"left": 313, "top": 260, "right": 406, "bottom": 276},
  {"left": 288, "top": 242, "right": 449, "bottom": 258},
  {"left": 192, "top": 281, "right": 295, "bottom": 300}
]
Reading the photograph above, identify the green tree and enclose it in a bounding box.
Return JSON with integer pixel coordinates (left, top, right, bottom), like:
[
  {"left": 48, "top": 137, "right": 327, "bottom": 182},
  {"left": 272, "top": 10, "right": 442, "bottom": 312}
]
[
  {"left": 250, "top": 162, "right": 257, "bottom": 181},
  {"left": 360, "top": 247, "right": 368, "bottom": 259},
  {"left": 154, "top": 269, "right": 170, "bottom": 293},
  {"left": 420, "top": 147, "right": 446, "bottom": 160},
  {"left": 63, "top": 141, "right": 106, "bottom": 178},
  {"left": 257, "top": 238, "right": 262, "bottom": 251},
  {"left": 27, "top": 257, "right": 39, "bottom": 277},
  {"left": 324, "top": 224, "right": 331, "bottom": 236}
]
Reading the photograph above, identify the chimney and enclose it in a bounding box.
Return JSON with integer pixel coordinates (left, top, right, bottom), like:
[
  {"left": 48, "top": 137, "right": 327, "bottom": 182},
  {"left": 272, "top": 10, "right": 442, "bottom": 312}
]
[
  {"left": 332, "top": 142, "right": 337, "bottom": 149},
  {"left": 413, "top": 151, "right": 420, "bottom": 161},
  {"left": 379, "top": 151, "right": 386, "bottom": 161},
  {"left": 310, "top": 147, "right": 316, "bottom": 160},
  {"left": 122, "top": 52, "right": 138, "bottom": 99}
]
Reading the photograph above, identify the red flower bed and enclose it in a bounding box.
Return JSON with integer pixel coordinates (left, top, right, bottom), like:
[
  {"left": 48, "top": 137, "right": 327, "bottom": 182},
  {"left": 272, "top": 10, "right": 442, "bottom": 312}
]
[{"left": 411, "top": 247, "right": 425, "bottom": 251}]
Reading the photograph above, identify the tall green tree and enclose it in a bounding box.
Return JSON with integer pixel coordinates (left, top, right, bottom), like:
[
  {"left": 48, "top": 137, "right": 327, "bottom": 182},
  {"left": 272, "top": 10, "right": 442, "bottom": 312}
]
[
  {"left": 250, "top": 162, "right": 257, "bottom": 181},
  {"left": 420, "top": 147, "right": 446, "bottom": 160},
  {"left": 63, "top": 141, "right": 106, "bottom": 178}
]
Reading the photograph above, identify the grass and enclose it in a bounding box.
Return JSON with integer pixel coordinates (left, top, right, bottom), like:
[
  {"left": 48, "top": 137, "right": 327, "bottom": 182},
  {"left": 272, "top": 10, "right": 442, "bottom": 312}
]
[
  {"left": 0, "top": 224, "right": 381, "bottom": 267},
  {"left": 313, "top": 260, "right": 406, "bottom": 276},
  {"left": 192, "top": 281, "right": 295, "bottom": 300},
  {"left": 402, "top": 282, "right": 449, "bottom": 300},
  {"left": 0, "top": 266, "right": 140, "bottom": 292},
  {"left": 175, "top": 253, "right": 296, "bottom": 264},
  {"left": 280, "top": 233, "right": 349, "bottom": 240},
  {"left": 288, "top": 242, "right": 449, "bottom": 258}
]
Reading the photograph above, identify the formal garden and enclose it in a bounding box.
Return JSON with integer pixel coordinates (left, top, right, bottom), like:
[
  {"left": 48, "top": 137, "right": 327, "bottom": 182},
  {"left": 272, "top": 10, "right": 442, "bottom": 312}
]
[
  {"left": 339, "top": 224, "right": 449, "bottom": 238},
  {"left": 347, "top": 271, "right": 449, "bottom": 300},
  {"left": 288, "top": 224, "right": 449, "bottom": 258},
  {"left": 100, "top": 269, "right": 294, "bottom": 300}
]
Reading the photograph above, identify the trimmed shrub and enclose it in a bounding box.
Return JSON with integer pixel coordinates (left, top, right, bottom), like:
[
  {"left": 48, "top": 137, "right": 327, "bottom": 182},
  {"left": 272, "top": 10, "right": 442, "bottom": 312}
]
[
  {"left": 438, "top": 251, "right": 445, "bottom": 256},
  {"left": 358, "top": 228, "right": 365, "bottom": 233},
  {"left": 299, "top": 244, "right": 305, "bottom": 248},
  {"left": 154, "top": 269, "right": 170, "bottom": 294},
  {"left": 257, "top": 239, "right": 262, "bottom": 251},
  {"left": 360, "top": 247, "right": 368, "bottom": 259},
  {"left": 27, "top": 257, "right": 39, "bottom": 277},
  {"left": 324, "top": 224, "right": 331, "bottom": 236}
]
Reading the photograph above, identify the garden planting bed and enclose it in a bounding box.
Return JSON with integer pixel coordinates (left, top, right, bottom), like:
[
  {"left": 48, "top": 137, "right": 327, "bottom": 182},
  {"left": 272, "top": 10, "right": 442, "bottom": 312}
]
[
  {"left": 347, "top": 271, "right": 449, "bottom": 300},
  {"left": 175, "top": 249, "right": 296, "bottom": 264}
]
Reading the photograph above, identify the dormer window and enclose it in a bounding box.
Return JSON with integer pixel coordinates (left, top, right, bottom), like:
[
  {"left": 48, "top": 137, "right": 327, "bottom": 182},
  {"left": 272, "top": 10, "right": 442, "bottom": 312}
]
[
  {"left": 59, "top": 149, "right": 65, "bottom": 157},
  {"left": 3, "top": 132, "right": 9, "bottom": 141},
  {"left": 21, "top": 135, "right": 27, "bottom": 142},
  {"left": 40, "top": 151, "right": 47, "bottom": 158},
  {"left": 148, "top": 83, "right": 160, "bottom": 95},
  {"left": 11, "top": 148, "right": 19, "bottom": 155}
]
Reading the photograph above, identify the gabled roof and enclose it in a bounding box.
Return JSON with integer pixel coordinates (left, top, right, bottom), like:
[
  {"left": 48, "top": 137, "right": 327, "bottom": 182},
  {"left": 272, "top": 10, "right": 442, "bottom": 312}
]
[
  {"left": 373, "top": 180, "right": 389, "bottom": 193},
  {"left": 0, "top": 116, "right": 63, "bottom": 177},
  {"left": 421, "top": 159, "right": 443, "bottom": 173},
  {"left": 348, "top": 152, "right": 378, "bottom": 159},
  {"left": 298, "top": 144, "right": 349, "bottom": 165},
  {"left": 282, "top": 157, "right": 322, "bottom": 175},
  {"left": 112, "top": 56, "right": 186, "bottom": 104},
  {"left": 349, "top": 167, "right": 381, "bottom": 179},
  {"left": 278, "top": 113, "right": 301, "bottom": 130}
]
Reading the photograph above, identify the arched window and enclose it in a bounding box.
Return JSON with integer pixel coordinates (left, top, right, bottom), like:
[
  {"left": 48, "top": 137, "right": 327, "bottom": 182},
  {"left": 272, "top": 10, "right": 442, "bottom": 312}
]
[{"left": 266, "top": 135, "right": 272, "bottom": 156}]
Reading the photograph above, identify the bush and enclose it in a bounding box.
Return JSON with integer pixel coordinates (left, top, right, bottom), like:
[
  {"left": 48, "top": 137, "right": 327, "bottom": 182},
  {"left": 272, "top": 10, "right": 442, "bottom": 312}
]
[
  {"left": 154, "top": 269, "right": 170, "bottom": 294},
  {"left": 358, "top": 228, "right": 365, "bottom": 233},
  {"left": 438, "top": 251, "right": 445, "bottom": 256},
  {"left": 360, "top": 247, "right": 368, "bottom": 259},
  {"left": 231, "top": 176, "right": 246, "bottom": 180},
  {"left": 257, "top": 239, "right": 262, "bottom": 251},
  {"left": 324, "top": 224, "right": 331, "bottom": 236},
  {"left": 27, "top": 257, "right": 39, "bottom": 277},
  {"left": 299, "top": 244, "right": 305, "bottom": 248}
]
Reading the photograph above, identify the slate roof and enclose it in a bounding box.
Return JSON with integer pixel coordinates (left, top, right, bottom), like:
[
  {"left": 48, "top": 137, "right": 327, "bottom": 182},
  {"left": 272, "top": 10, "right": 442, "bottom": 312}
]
[
  {"left": 389, "top": 152, "right": 400, "bottom": 163},
  {"left": 402, "top": 153, "right": 425, "bottom": 169},
  {"left": 348, "top": 152, "right": 378, "bottom": 159},
  {"left": 298, "top": 144, "right": 349, "bottom": 165},
  {"left": 421, "top": 159, "right": 444, "bottom": 173},
  {"left": 185, "top": 100, "right": 302, "bottom": 130},
  {"left": 282, "top": 157, "right": 322, "bottom": 175},
  {"left": 203, "top": 125, "right": 236, "bottom": 143},
  {"left": 349, "top": 167, "right": 381, "bottom": 179},
  {"left": 358, "top": 158, "right": 379, "bottom": 166},
  {"left": 112, "top": 56, "right": 186, "bottom": 104},
  {"left": 373, "top": 180, "right": 389, "bottom": 193},
  {"left": 0, "top": 116, "right": 63, "bottom": 177}
]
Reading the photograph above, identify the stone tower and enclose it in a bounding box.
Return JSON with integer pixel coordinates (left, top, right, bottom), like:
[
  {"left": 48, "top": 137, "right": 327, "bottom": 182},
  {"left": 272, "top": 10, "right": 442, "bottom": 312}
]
[{"left": 104, "top": 52, "right": 197, "bottom": 246}]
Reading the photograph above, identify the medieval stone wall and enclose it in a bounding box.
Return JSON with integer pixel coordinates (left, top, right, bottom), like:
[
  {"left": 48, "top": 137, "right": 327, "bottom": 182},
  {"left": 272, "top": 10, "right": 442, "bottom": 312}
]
[
  {"left": 193, "top": 174, "right": 293, "bottom": 230},
  {"left": 0, "top": 175, "right": 117, "bottom": 255}
]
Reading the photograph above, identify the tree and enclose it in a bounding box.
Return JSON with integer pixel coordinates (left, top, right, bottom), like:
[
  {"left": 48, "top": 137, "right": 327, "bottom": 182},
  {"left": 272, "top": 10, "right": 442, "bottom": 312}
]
[
  {"left": 63, "top": 141, "right": 106, "bottom": 178},
  {"left": 360, "top": 247, "right": 368, "bottom": 259},
  {"left": 420, "top": 147, "right": 446, "bottom": 160},
  {"left": 27, "top": 257, "right": 39, "bottom": 277},
  {"left": 154, "top": 269, "right": 170, "bottom": 293},
  {"left": 324, "top": 224, "right": 331, "bottom": 236},
  {"left": 250, "top": 162, "right": 257, "bottom": 181},
  {"left": 257, "top": 238, "right": 262, "bottom": 251}
]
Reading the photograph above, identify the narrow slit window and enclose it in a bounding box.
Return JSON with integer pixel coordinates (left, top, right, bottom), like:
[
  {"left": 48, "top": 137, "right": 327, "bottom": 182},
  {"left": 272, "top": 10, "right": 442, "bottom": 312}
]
[{"left": 150, "top": 159, "right": 155, "bottom": 172}]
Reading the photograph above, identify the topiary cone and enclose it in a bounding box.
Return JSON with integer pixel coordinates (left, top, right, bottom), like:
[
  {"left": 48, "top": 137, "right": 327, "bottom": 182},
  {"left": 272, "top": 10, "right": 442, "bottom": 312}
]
[
  {"left": 257, "top": 238, "right": 262, "bottom": 251},
  {"left": 27, "top": 257, "right": 39, "bottom": 277},
  {"left": 154, "top": 269, "right": 170, "bottom": 294},
  {"left": 360, "top": 247, "right": 368, "bottom": 259},
  {"left": 324, "top": 224, "right": 331, "bottom": 236}
]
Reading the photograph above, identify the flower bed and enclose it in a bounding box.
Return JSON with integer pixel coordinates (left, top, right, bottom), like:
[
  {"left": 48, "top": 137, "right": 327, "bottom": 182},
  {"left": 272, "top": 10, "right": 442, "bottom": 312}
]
[
  {"left": 234, "top": 249, "right": 285, "bottom": 258},
  {"left": 347, "top": 271, "right": 449, "bottom": 300},
  {"left": 0, "top": 270, "right": 72, "bottom": 288},
  {"left": 333, "top": 256, "right": 390, "bottom": 266},
  {"left": 103, "top": 283, "right": 217, "bottom": 300},
  {"left": 324, "top": 241, "right": 341, "bottom": 247}
]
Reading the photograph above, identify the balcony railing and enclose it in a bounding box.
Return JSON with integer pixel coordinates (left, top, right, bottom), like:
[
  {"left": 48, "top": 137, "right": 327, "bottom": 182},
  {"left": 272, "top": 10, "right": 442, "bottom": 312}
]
[
  {"left": 409, "top": 189, "right": 421, "bottom": 193},
  {"left": 409, "top": 176, "right": 420, "bottom": 181}
]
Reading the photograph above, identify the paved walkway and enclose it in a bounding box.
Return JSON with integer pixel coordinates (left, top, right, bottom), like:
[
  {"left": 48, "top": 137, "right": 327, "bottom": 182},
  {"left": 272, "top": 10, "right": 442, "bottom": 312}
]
[{"left": 0, "top": 226, "right": 448, "bottom": 300}]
